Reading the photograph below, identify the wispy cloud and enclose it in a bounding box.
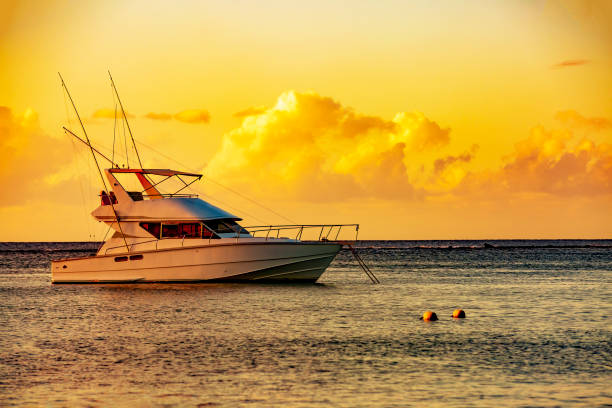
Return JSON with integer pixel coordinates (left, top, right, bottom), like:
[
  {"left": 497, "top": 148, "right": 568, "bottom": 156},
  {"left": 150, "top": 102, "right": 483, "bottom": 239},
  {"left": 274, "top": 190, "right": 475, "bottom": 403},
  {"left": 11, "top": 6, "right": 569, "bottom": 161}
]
[
  {"left": 92, "top": 108, "right": 134, "bottom": 119},
  {"left": 94, "top": 109, "right": 212, "bottom": 124},
  {"left": 551, "top": 59, "right": 589, "bottom": 68},
  {"left": 174, "top": 109, "right": 211, "bottom": 124},
  {"left": 143, "top": 110, "right": 211, "bottom": 123},
  {"left": 555, "top": 110, "right": 611, "bottom": 131},
  {"left": 233, "top": 106, "right": 267, "bottom": 118},
  {"left": 144, "top": 112, "right": 172, "bottom": 121}
]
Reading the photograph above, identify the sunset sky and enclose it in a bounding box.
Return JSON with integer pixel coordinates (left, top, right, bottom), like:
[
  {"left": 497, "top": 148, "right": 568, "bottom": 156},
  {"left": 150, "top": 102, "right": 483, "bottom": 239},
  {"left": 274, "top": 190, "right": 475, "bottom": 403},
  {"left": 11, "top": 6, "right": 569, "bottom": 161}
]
[{"left": 1, "top": 0, "right": 611, "bottom": 240}]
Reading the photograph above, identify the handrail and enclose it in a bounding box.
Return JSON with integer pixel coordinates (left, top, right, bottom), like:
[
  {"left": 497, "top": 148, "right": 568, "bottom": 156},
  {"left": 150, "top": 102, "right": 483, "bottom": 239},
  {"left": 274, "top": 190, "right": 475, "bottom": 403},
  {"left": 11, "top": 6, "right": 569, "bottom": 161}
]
[
  {"left": 243, "top": 224, "right": 359, "bottom": 242},
  {"left": 142, "top": 193, "right": 198, "bottom": 198},
  {"left": 105, "top": 237, "right": 158, "bottom": 254},
  {"left": 99, "top": 193, "right": 198, "bottom": 207},
  {"left": 103, "top": 224, "right": 360, "bottom": 254}
]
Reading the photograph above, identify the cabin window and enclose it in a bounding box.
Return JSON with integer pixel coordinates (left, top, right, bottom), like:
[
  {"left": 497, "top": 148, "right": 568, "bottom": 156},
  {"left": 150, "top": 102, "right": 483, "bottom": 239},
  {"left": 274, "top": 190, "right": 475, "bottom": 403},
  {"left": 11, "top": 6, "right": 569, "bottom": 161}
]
[
  {"left": 161, "top": 224, "right": 180, "bottom": 238},
  {"left": 140, "top": 222, "right": 161, "bottom": 239},
  {"left": 205, "top": 219, "right": 249, "bottom": 235},
  {"left": 114, "top": 256, "right": 128, "bottom": 262},
  {"left": 128, "top": 191, "right": 144, "bottom": 201},
  {"left": 161, "top": 222, "right": 216, "bottom": 239},
  {"left": 179, "top": 223, "right": 201, "bottom": 238},
  {"left": 202, "top": 225, "right": 217, "bottom": 239},
  {"left": 226, "top": 220, "right": 248, "bottom": 234},
  {"left": 129, "top": 254, "right": 143, "bottom": 261},
  {"left": 142, "top": 222, "right": 223, "bottom": 239}
]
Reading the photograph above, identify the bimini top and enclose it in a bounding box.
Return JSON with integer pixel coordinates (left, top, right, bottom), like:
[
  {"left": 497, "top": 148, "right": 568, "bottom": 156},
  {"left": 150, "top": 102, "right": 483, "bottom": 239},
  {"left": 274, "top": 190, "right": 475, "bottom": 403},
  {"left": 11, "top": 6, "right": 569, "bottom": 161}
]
[
  {"left": 108, "top": 168, "right": 202, "bottom": 178},
  {"left": 107, "top": 167, "right": 202, "bottom": 199}
]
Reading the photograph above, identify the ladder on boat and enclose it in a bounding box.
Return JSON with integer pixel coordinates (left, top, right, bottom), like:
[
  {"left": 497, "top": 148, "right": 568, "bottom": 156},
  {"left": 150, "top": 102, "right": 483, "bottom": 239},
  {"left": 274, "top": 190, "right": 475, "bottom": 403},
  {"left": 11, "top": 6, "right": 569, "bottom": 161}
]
[{"left": 347, "top": 244, "right": 380, "bottom": 284}]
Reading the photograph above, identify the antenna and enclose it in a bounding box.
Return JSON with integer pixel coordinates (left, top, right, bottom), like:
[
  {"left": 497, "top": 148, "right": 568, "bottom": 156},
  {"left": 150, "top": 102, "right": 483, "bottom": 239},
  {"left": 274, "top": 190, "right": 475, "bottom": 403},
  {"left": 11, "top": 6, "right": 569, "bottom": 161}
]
[
  {"left": 112, "top": 101, "right": 117, "bottom": 167},
  {"left": 59, "top": 73, "right": 129, "bottom": 251},
  {"left": 108, "top": 70, "right": 143, "bottom": 169}
]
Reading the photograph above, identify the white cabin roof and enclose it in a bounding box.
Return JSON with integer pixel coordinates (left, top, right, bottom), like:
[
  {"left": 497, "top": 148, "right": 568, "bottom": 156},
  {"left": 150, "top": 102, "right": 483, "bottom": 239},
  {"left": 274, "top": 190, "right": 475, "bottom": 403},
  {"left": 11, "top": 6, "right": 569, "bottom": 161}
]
[{"left": 92, "top": 196, "right": 240, "bottom": 222}]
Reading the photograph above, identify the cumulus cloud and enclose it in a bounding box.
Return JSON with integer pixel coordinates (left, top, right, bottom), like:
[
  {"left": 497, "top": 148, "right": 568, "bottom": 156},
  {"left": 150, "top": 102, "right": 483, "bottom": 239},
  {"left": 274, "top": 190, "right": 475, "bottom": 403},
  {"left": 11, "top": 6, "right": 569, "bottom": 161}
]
[
  {"left": 144, "top": 112, "right": 172, "bottom": 121},
  {"left": 234, "top": 106, "right": 267, "bottom": 118},
  {"left": 205, "top": 91, "right": 611, "bottom": 204},
  {"left": 551, "top": 59, "right": 589, "bottom": 68},
  {"left": 205, "top": 91, "right": 459, "bottom": 201},
  {"left": 501, "top": 128, "right": 610, "bottom": 196},
  {"left": 174, "top": 109, "right": 211, "bottom": 124},
  {"left": 92, "top": 108, "right": 134, "bottom": 119},
  {"left": 459, "top": 121, "right": 612, "bottom": 197},
  {"left": 0, "top": 106, "right": 71, "bottom": 205},
  {"left": 434, "top": 148, "right": 477, "bottom": 175}
]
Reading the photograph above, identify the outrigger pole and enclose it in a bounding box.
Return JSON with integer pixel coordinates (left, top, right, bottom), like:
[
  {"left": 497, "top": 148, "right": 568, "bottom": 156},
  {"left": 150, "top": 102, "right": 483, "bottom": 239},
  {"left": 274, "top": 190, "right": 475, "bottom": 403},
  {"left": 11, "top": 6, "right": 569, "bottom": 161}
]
[
  {"left": 108, "top": 70, "right": 143, "bottom": 169},
  {"left": 63, "top": 127, "right": 119, "bottom": 168},
  {"left": 59, "top": 73, "right": 130, "bottom": 252}
]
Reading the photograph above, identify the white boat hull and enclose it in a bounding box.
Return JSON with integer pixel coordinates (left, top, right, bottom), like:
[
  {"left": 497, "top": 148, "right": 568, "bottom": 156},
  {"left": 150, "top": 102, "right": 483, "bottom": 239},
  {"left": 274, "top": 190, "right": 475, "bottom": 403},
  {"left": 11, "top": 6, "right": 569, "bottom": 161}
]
[{"left": 51, "top": 241, "right": 342, "bottom": 283}]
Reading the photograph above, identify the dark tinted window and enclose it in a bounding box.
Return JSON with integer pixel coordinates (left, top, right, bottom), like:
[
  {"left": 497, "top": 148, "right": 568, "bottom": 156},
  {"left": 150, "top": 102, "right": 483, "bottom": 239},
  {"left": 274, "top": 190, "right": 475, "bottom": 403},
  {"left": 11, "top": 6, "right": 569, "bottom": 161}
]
[
  {"left": 205, "top": 219, "right": 248, "bottom": 234},
  {"left": 128, "top": 191, "right": 144, "bottom": 201},
  {"left": 161, "top": 223, "right": 210, "bottom": 239},
  {"left": 205, "top": 220, "right": 233, "bottom": 234},
  {"left": 142, "top": 221, "right": 229, "bottom": 239},
  {"left": 226, "top": 220, "right": 248, "bottom": 234},
  {"left": 162, "top": 224, "right": 179, "bottom": 238},
  {"left": 140, "top": 222, "right": 161, "bottom": 239},
  {"left": 179, "top": 223, "right": 201, "bottom": 238},
  {"left": 202, "top": 226, "right": 217, "bottom": 239}
]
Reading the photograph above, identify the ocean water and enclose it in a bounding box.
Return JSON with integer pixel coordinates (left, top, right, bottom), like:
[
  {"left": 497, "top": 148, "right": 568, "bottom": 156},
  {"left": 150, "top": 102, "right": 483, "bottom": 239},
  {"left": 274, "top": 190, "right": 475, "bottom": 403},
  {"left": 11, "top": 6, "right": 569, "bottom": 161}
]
[{"left": 0, "top": 240, "right": 611, "bottom": 407}]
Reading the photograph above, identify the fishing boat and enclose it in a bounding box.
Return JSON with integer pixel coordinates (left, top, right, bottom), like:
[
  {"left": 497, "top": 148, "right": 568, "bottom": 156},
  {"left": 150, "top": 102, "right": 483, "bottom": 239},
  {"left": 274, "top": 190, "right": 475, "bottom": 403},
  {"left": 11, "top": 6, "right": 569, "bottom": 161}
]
[{"left": 51, "top": 73, "right": 360, "bottom": 283}]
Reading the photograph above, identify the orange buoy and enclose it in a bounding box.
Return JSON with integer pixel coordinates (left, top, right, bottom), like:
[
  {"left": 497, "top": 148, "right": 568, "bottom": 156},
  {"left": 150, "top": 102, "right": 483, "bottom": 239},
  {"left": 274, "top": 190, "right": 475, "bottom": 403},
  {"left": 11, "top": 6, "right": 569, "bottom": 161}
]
[
  {"left": 452, "top": 309, "right": 466, "bottom": 318},
  {"left": 421, "top": 311, "right": 438, "bottom": 321}
]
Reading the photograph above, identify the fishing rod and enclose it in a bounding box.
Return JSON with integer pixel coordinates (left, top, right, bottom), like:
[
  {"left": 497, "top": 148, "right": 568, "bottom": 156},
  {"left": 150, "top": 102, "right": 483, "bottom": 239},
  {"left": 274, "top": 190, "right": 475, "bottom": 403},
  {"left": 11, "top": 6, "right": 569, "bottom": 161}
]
[
  {"left": 63, "top": 127, "right": 119, "bottom": 168},
  {"left": 59, "top": 73, "right": 130, "bottom": 251},
  {"left": 108, "top": 70, "right": 143, "bottom": 169}
]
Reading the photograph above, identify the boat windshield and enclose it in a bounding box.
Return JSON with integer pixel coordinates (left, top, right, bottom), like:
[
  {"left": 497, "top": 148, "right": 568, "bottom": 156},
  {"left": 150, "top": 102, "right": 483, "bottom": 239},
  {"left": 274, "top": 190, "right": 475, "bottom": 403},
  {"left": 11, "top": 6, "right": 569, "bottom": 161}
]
[{"left": 204, "top": 219, "right": 249, "bottom": 235}]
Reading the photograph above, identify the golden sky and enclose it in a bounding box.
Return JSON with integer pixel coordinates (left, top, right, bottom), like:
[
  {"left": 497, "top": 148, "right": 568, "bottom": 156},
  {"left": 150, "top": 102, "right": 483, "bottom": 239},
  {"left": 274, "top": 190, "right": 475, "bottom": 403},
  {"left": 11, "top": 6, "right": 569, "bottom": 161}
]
[{"left": 1, "top": 0, "right": 611, "bottom": 240}]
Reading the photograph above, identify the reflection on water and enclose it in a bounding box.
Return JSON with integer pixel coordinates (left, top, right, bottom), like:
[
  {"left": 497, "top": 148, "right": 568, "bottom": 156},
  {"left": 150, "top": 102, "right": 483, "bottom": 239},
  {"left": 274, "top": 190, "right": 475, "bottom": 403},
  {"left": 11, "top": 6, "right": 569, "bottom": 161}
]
[{"left": 0, "top": 241, "right": 611, "bottom": 407}]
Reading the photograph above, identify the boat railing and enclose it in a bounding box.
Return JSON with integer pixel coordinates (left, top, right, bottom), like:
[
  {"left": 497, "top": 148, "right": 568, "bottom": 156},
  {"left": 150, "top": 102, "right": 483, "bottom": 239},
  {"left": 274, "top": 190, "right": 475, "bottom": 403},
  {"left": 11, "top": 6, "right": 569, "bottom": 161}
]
[
  {"left": 103, "top": 224, "right": 359, "bottom": 254},
  {"left": 141, "top": 193, "right": 199, "bottom": 199},
  {"left": 104, "top": 238, "right": 156, "bottom": 254},
  {"left": 240, "top": 224, "right": 360, "bottom": 243}
]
